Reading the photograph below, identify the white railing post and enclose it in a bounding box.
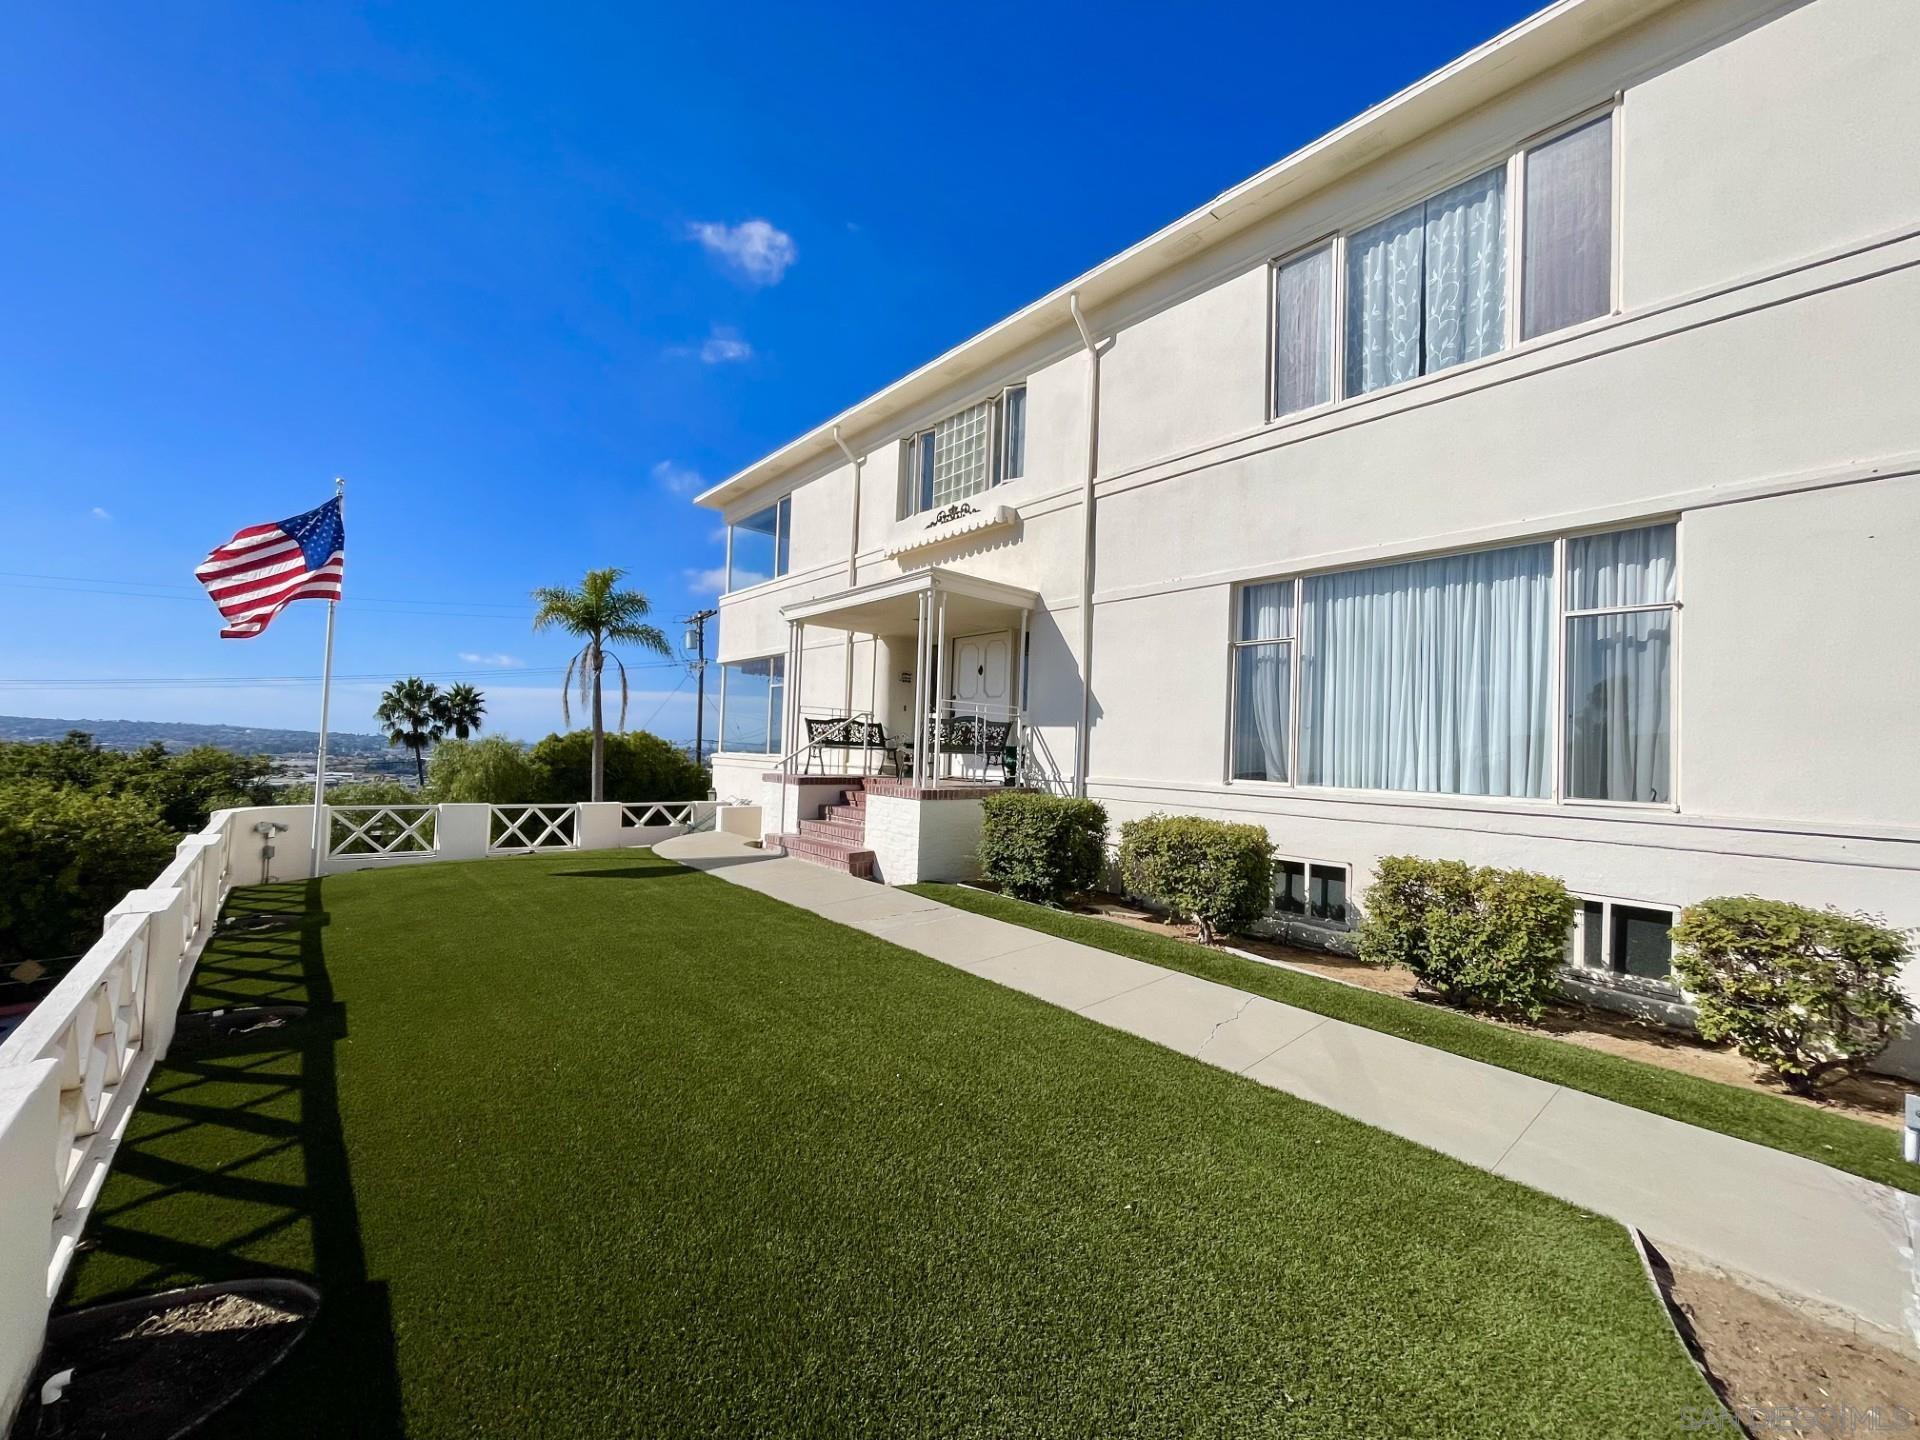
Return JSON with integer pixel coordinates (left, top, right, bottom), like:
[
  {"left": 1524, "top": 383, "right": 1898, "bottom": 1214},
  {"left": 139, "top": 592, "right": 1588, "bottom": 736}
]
[
  {"left": 435, "top": 804, "right": 490, "bottom": 861},
  {"left": 0, "top": 1059, "right": 59, "bottom": 1429},
  {"left": 107, "top": 888, "right": 189, "bottom": 1063},
  {"left": 577, "top": 803, "right": 626, "bottom": 850}
]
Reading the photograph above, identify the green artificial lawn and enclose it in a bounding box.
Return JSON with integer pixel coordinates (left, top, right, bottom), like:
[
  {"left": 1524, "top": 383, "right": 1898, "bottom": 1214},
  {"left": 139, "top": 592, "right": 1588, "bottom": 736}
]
[
  {"left": 64, "top": 850, "right": 1712, "bottom": 1438},
  {"left": 909, "top": 883, "right": 1917, "bottom": 1197}
]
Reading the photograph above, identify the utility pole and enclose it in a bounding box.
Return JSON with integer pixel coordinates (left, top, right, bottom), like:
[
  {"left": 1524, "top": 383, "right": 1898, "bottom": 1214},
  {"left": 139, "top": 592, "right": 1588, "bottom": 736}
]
[{"left": 682, "top": 608, "right": 717, "bottom": 768}]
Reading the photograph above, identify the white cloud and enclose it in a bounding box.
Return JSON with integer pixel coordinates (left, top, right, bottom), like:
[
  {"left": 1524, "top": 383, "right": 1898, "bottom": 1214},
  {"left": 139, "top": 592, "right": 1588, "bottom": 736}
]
[
  {"left": 652, "top": 460, "right": 704, "bottom": 496},
  {"left": 684, "top": 566, "right": 733, "bottom": 594},
  {"left": 686, "top": 218, "right": 796, "bottom": 285},
  {"left": 698, "top": 326, "right": 753, "bottom": 364},
  {"left": 458, "top": 652, "right": 526, "bottom": 668},
  {"left": 89, "top": 506, "right": 111, "bottom": 521}
]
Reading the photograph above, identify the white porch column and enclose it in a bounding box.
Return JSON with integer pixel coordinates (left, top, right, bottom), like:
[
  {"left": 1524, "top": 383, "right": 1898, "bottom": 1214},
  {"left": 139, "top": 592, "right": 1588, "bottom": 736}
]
[
  {"left": 912, "top": 591, "right": 930, "bottom": 787},
  {"left": 934, "top": 589, "right": 948, "bottom": 784}
]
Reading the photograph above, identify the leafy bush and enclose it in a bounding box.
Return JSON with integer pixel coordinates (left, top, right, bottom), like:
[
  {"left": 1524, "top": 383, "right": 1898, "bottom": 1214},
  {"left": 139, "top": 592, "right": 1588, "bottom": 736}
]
[
  {"left": 1118, "top": 813, "right": 1274, "bottom": 944},
  {"left": 427, "top": 737, "right": 542, "bottom": 804},
  {"left": 977, "top": 792, "right": 1108, "bottom": 904},
  {"left": 279, "top": 779, "right": 421, "bottom": 807},
  {"left": 0, "top": 779, "right": 178, "bottom": 964},
  {"left": 1357, "top": 856, "right": 1577, "bottom": 1021},
  {"left": 1672, "top": 897, "right": 1913, "bottom": 1094},
  {"left": 529, "top": 730, "right": 707, "bottom": 803}
]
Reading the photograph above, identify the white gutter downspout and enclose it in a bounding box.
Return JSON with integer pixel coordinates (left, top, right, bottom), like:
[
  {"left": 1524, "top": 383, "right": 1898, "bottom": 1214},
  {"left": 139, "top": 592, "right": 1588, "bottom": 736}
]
[
  {"left": 832, "top": 425, "right": 862, "bottom": 721},
  {"left": 1069, "top": 292, "right": 1100, "bottom": 799}
]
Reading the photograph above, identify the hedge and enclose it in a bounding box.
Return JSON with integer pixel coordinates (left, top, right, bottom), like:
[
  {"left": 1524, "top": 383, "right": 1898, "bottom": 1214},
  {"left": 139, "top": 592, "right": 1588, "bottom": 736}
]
[
  {"left": 977, "top": 792, "right": 1108, "bottom": 903},
  {"left": 1118, "top": 813, "right": 1274, "bottom": 944}
]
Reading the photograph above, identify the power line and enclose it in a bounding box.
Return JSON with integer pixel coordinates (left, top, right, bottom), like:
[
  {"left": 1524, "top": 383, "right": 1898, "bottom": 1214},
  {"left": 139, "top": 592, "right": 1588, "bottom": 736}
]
[{"left": 637, "top": 669, "right": 690, "bottom": 731}]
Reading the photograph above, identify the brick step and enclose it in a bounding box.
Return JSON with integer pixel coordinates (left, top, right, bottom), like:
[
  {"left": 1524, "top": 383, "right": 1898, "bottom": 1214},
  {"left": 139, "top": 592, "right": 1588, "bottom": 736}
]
[
  {"left": 841, "top": 789, "right": 867, "bottom": 808},
  {"left": 800, "top": 817, "right": 865, "bottom": 844},
  {"left": 825, "top": 803, "right": 866, "bottom": 823},
  {"left": 771, "top": 832, "right": 876, "bottom": 879}
]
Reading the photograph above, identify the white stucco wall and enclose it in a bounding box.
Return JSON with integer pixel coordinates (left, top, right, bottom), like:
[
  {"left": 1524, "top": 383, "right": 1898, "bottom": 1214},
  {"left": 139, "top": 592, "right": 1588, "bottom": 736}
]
[{"left": 865, "top": 794, "right": 985, "bottom": 886}]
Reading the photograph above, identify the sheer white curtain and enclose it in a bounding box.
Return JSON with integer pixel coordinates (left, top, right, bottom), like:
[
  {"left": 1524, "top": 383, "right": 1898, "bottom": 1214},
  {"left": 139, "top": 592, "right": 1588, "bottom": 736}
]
[
  {"left": 1299, "top": 544, "right": 1554, "bottom": 797},
  {"left": 1345, "top": 167, "right": 1508, "bottom": 397},
  {"left": 1523, "top": 115, "right": 1613, "bottom": 340},
  {"left": 1274, "top": 247, "right": 1332, "bottom": 416},
  {"left": 1565, "top": 525, "right": 1676, "bottom": 803},
  {"left": 1232, "top": 583, "right": 1292, "bottom": 781}
]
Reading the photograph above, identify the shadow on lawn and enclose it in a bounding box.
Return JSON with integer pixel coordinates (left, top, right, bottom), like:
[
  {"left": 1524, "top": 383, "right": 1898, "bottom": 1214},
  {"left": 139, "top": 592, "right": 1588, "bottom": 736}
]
[{"left": 59, "top": 879, "right": 407, "bottom": 1438}]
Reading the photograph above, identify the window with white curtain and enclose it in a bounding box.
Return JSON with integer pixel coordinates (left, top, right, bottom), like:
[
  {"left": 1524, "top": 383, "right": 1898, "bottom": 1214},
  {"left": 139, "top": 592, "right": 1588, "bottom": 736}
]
[
  {"left": 1564, "top": 524, "right": 1677, "bottom": 804},
  {"left": 1345, "top": 167, "right": 1508, "bottom": 397},
  {"left": 1230, "top": 519, "right": 1674, "bottom": 807},
  {"left": 1231, "top": 582, "right": 1293, "bottom": 781},
  {"left": 1299, "top": 542, "right": 1554, "bottom": 797},
  {"left": 1273, "top": 245, "right": 1333, "bottom": 417},
  {"left": 900, "top": 385, "right": 1027, "bottom": 518},
  {"left": 718, "top": 655, "right": 785, "bottom": 755},
  {"left": 1523, "top": 115, "right": 1613, "bottom": 339},
  {"left": 1271, "top": 107, "right": 1616, "bottom": 417}
]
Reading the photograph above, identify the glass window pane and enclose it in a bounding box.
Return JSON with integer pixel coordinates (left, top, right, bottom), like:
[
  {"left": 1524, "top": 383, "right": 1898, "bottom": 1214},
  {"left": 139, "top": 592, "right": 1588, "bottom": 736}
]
[
  {"left": 1002, "top": 387, "right": 1027, "bottom": 479},
  {"left": 1567, "top": 524, "right": 1677, "bottom": 610},
  {"left": 1299, "top": 543, "right": 1554, "bottom": 797},
  {"left": 1524, "top": 115, "right": 1612, "bottom": 340},
  {"left": 1345, "top": 202, "right": 1425, "bottom": 397},
  {"left": 932, "top": 399, "right": 995, "bottom": 508},
  {"left": 1421, "top": 167, "right": 1508, "bottom": 375},
  {"left": 768, "top": 656, "right": 784, "bottom": 755},
  {"left": 728, "top": 505, "right": 778, "bottom": 591},
  {"left": 1311, "top": 866, "right": 1348, "bottom": 924},
  {"left": 1580, "top": 900, "right": 1605, "bottom": 969},
  {"left": 1238, "top": 582, "right": 1293, "bottom": 641},
  {"left": 1232, "top": 642, "right": 1290, "bottom": 782},
  {"left": 1611, "top": 905, "right": 1673, "bottom": 979},
  {"left": 1566, "top": 610, "right": 1673, "bottom": 803},
  {"left": 720, "top": 658, "right": 773, "bottom": 753},
  {"left": 775, "top": 496, "right": 792, "bottom": 577},
  {"left": 917, "top": 434, "right": 935, "bottom": 513},
  {"left": 1274, "top": 246, "right": 1332, "bottom": 415},
  {"left": 1276, "top": 861, "right": 1307, "bottom": 914}
]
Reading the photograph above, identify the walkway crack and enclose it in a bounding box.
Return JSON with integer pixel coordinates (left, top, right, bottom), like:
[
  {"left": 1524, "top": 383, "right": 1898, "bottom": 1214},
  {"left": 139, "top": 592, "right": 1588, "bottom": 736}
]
[
  {"left": 1489, "top": 1087, "right": 1563, "bottom": 1173},
  {"left": 1196, "top": 995, "right": 1255, "bottom": 1058}
]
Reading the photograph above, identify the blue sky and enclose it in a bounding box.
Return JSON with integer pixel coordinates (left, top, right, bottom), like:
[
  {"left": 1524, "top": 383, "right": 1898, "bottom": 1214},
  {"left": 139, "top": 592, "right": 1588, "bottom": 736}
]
[{"left": 0, "top": 0, "right": 1533, "bottom": 744}]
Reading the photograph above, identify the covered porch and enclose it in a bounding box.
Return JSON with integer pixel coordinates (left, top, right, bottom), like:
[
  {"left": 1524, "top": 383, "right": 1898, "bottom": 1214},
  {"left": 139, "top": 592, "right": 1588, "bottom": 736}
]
[{"left": 777, "top": 566, "right": 1042, "bottom": 789}]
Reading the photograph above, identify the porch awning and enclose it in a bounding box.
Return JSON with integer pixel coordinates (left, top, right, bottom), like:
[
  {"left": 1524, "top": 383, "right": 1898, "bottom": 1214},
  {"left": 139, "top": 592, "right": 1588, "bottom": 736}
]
[{"left": 780, "top": 566, "right": 1038, "bottom": 634}]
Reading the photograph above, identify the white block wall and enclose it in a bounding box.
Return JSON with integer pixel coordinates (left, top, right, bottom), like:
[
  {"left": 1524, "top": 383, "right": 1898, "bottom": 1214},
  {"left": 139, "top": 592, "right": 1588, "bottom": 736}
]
[{"left": 865, "top": 795, "right": 984, "bottom": 885}]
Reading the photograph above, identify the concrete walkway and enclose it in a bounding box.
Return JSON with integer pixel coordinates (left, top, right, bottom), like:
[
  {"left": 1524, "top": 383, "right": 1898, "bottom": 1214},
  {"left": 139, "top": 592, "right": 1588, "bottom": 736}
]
[{"left": 656, "top": 831, "right": 1920, "bottom": 1354}]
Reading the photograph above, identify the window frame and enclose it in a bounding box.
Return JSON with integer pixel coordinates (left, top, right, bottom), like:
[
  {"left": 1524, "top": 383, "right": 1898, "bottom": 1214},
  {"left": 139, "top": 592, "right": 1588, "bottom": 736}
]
[
  {"left": 1570, "top": 895, "right": 1678, "bottom": 986},
  {"left": 1274, "top": 857, "right": 1352, "bottom": 929},
  {"left": 1226, "top": 516, "right": 1679, "bottom": 812},
  {"left": 898, "top": 383, "right": 1028, "bottom": 519},
  {"left": 725, "top": 493, "right": 793, "bottom": 595},
  {"left": 1267, "top": 101, "right": 1619, "bottom": 424},
  {"left": 715, "top": 652, "right": 786, "bottom": 757}
]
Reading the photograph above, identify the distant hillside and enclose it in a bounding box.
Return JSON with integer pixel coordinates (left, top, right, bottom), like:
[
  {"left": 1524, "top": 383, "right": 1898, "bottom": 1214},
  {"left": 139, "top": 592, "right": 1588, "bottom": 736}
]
[{"left": 0, "top": 715, "right": 391, "bottom": 756}]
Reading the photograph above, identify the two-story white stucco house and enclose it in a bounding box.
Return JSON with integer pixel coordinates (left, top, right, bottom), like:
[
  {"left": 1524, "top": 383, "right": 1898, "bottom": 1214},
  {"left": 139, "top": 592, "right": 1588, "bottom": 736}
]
[{"left": 694, "top": 0, "right": 1920, "bottom": 1027}]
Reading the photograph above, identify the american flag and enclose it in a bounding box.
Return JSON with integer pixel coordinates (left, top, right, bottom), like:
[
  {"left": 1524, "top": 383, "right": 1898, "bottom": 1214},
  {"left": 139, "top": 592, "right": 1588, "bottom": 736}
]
[{"left": 194, "top": 496, "right": 345, "bottom": 639}]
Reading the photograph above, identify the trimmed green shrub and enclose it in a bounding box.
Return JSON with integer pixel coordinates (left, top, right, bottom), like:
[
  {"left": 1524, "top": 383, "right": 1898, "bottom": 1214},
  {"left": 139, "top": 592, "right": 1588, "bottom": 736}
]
[
  {"left": 529, "top": 729, "right": 707, "bottom": 803},
  {"left": 279, "top": 779, "right": 421, "bottom": 806},
  {"left": 1118, "top": 813, "right": 1274, "bottom": 944},
  {"left": 977, "top": 792, "right": 1108, "bottom": 904},
  {"left": 1672, "top": 897, "right": 1913, "bottom": 1094},
  {"left": 1357, "top": 856, "right": 1577, "bottom": 1021}
]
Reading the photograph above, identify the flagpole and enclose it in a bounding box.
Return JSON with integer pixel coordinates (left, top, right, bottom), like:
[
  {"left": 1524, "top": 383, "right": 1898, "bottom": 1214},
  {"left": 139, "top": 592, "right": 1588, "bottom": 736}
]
[{"left": 308, "top": 476, "right": 344, "bottom": 877}]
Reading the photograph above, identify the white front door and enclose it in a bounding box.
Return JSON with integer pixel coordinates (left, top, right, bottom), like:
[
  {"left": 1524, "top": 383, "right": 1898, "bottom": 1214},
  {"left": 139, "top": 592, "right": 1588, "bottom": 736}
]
[{"left": 950, "top": 631, "right": 1011, "bottom": 712}]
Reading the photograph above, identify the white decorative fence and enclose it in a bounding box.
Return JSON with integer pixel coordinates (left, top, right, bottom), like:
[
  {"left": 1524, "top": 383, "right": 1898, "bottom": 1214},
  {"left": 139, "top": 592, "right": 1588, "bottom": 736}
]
[{"left": 0, "top": 795, "right": 713, "bottom": 1428}]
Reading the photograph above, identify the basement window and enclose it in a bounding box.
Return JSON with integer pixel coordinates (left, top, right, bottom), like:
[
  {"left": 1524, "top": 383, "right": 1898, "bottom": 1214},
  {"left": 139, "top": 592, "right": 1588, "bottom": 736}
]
[
  {"left": 1573, "top": 898, "right": 1675, "bottom": 981},
  {"left": 1276, "top": 860, "right": 1349, "bottom": 927}
]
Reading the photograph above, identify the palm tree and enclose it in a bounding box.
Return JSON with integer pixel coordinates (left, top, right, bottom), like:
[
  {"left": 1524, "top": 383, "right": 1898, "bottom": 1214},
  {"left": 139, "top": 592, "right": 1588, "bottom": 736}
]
[
  {"left": 435, "top": 682, "right": 487, "bottom": 739},
  {"left": 530, "top": 568, "right": 670, "bottom": 801},
  {"left": 376, "top": 677, "right": 444, "bottom": 786}
]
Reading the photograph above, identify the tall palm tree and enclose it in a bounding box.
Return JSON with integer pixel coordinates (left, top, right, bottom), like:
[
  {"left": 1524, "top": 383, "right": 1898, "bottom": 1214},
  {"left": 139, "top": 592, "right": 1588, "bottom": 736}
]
[
  {"left": 376, "top": 676, "right": 444, "bottom": 786},
  {"left": 435, "top": 682, "right": 487, "bottom": 739},
  {"left": 530, "top": 568, "right": 670, "bottom": 801}
]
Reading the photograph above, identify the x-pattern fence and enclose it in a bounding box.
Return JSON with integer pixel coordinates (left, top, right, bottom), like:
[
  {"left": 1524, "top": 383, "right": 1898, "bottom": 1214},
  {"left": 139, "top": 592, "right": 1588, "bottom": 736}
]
[
  {"left": 488, "top": 804, "right": 579, "bottom": 853},
  {"left": 328, "top": 805, "right": 438, "bottom": 859},
  {"left": 621, "top": 802, "right": 696, "bottom": 829}
]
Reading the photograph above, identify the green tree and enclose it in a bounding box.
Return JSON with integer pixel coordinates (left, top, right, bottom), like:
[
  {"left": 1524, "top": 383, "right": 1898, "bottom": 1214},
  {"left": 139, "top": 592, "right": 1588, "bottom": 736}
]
[
  {"left": 527, "top": 729, "right": 705, "bottom": 803},
  {"left": 434, "top": 682, "right": 487, "bottom": 740},
  {"left": 427, "top": 736, "right": 541, "bottom": 804},
  {"left": 0, "top": 780, "right": 178, "bottom": 964},
  {"left": 375, "top": 677, "right": 444, "bottom": 786},
  {"left": 530, "top": 568, "right": 671, "bottom": 802},
  {"left": 123, "top": 743, "right": 274, "bottom": 831},
  {"left": 279, "top": 778, "right": 420, "bottom": 806}
]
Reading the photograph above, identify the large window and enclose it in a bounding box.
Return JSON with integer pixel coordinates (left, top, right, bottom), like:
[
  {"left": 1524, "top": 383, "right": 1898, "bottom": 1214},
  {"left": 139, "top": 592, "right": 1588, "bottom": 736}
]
[
  {"left": 1273, "top": 111, "right": 1615, "bottom": 418},
  {"left": 718, "top": 655, "right": 785, "bottom": 755},
  {"left": 900, "top": 384, "right": 1027, "bottom": 518},
  {"left": 1230, "top": 521, "right": 1677, "bottom": 807},
  {"left": 728, "top": 496, "right": 791, "bottom": 593}
]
